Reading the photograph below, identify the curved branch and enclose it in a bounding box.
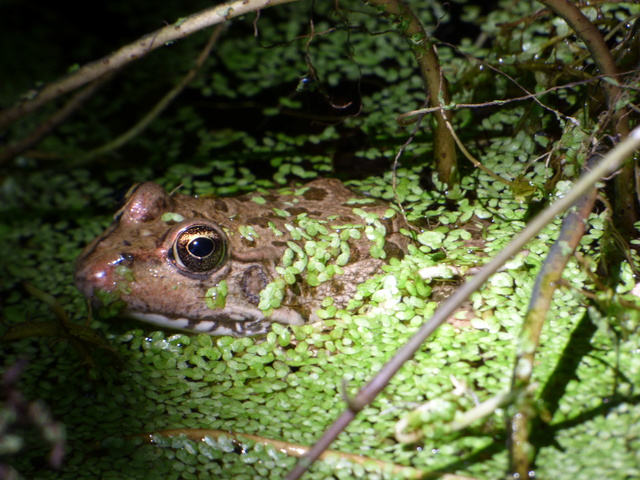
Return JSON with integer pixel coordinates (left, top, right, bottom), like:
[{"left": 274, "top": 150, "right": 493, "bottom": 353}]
[
  {"left": 0, "top": 73, "right": 114, "bottom": 165},
  {"left": 537, "top": 0, "right": 635, "bottom": 235},
  {"left": 0, "top": 0, "right": 297, "bottom": 131}
]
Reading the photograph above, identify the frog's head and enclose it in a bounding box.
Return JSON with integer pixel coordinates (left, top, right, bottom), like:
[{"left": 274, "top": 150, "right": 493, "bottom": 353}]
[{"left": 74, "top": 182, "right": 304, "bottom": 336}]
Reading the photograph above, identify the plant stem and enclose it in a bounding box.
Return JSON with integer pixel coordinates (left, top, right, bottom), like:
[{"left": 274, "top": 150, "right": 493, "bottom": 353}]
[
  {"left": 366, "top": 0, "right": 458, "bottom": 185},
  {"left": 508, "top": 154, "right": 600, "bottom": 477}
]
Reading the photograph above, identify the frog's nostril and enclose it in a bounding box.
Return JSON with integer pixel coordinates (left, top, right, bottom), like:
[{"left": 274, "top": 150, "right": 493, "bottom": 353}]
[
  {"left": 114, "top": 253, "right": 134, "bottom": 266},
  {"left": 74, "top": 251, "right": 131, "bottom": 299}
]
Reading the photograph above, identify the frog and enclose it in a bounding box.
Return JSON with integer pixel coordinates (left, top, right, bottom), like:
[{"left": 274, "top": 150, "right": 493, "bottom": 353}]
[{"left": 74, "top": 178, "right": 410, "bottom": 336}]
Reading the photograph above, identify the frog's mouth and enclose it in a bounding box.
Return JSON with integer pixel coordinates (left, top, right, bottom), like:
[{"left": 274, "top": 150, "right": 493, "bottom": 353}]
[{"left": 127, "top": 306, "right": 305, "bottom": 337}]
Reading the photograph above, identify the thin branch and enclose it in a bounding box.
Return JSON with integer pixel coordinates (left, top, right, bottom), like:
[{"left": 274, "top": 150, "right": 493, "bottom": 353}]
[
  {"left": 537, "top": 0, "right": 635, "bottom": 243},
  {"left": 444, "top": 39, "right": 585, "bottom": 125},
  {"left": 391, "top": 102, "right": 427, "bottom": 227},
  {"left": 0, "top": 73, "right": 114, "bottom": 165},
  {"left": 131, "top": 428, "right": 479, "bottom": 479},
  {"left": 537, "top": 0, "right": 630, "bottom": 136},
  {"left": 0, "top": 0, "right": 297, "bottom": 131},
  {"left": 537, "top": 1, "right": 621, "bottom": 111},
  {"left": 75, "top": 24, "right": 224, "bottom": 164},
  {"left": 397, "top": 70, "right": 638, "bottom": 125},
  {"left": 441, "top": 112, "right": 518, "bottom": 187},
  {"left": 286, "top": 126, "right": 640, "bottom": 480}
]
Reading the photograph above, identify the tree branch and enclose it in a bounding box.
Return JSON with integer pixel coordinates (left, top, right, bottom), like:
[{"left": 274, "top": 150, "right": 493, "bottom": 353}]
[
  {"left": 507, "top": 154, "right": 600, "bottom": 477},
  {"left": 74, "top": 25, "right": 224, "bottom": 164},
  {"left": 537, "top": 0, "right": 636, "bottom": 232},
  {"left": 0, "top": 73, "right": 114, "bottom": 165},
  {"left": 0, "top": 0, "right": 297, "bottom": 131},
  {"left": 537, "top": 0, "right": 629, "bottom": 135}
]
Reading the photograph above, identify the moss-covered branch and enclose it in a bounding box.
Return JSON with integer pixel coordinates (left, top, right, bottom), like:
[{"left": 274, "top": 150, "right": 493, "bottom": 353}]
[
  {"left": 366, "top": 0, "right": 458, "bottom": 186},
  {"left": 508, "top": 154, "right": 600, "bottom": 477}
]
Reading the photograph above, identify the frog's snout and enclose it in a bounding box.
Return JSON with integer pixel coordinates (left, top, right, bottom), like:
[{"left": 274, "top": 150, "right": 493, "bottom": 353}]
[{"left": 74, "top": 249, "right": 126, "bottom": 300}]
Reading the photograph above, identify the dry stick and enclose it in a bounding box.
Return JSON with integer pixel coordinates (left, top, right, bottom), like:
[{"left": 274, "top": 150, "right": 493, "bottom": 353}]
[
  {"left": 441, "top": 113, "right": 514, "bottom": 187},
  {"left": 0, "top": 0, "right": 297, "bottom": 131},
  {"left": 0, "top": 73, "right": 114, "bottom": 165},
  {"left": 366, "top": 0, "right": 458, "bottom": 186},
  {"left": 440, "top": 38, "right": 581, "bottom": 125},
  {"left": 507, "top": 155, "right": 601, "bottom": 477},
  {"left": 285, "top": 127, "right": 640, "bottom": 480},
  {"left": 75, "top": 25, "right": 224, "bottom": 164}
]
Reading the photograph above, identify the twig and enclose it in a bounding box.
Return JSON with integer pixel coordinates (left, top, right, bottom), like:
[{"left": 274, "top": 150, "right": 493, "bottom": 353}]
[
  {"left": 75, "top": 24, "right": 224, "bottom": 164},
  {"left": 441, "top": 112, "right": 514, "bottom": 187},
  {"left": 0, "top": 73, "right": 114, "bottom": 165},
  {"left": 0, "top": 0, "right": 298, "bottom": 131},
  {"left": 396, "top": 72, "right": 637, "bottom": 124},
  {"left": 133, "top": 428, "right": 479, "bottom": 479},
  {"left": 391, "top": 101, "right": 427, "bottom": 227},
  {"left": 537, "top": 0, "right": 624, "bottom": 119},
  {"left": 537, "top": 0, "right": 635, "bottom": 233}
]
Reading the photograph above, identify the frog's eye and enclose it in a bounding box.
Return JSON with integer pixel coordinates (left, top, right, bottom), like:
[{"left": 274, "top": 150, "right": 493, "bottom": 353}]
[{"left": 172, "top": 225, "right": 227, "bottom": 273}]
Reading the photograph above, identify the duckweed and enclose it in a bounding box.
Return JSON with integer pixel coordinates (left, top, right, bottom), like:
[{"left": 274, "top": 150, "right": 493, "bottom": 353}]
[{"left": 4, "top": 3, "right": 639, "bottom": 479}]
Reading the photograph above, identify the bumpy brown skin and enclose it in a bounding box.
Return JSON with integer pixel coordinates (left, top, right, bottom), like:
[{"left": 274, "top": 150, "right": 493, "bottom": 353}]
[{"left": 75, "top": 178, "right": 409, "bottom": 336}]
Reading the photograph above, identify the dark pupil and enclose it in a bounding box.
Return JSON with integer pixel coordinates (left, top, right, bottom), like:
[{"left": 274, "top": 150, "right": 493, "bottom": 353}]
[
  {"left": 174, "top": 225, "right": 227, "bottom": 274},
  {"left": 188, "top": 237, "right": 214, "bottom": 258}
]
